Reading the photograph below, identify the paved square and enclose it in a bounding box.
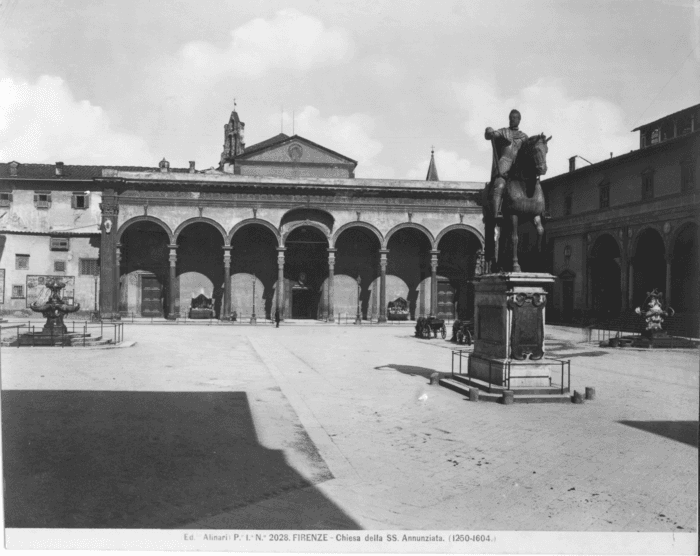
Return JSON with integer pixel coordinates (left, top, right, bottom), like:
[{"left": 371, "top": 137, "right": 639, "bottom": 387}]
[{"left": 1, "top": 323, "right": 697, "bottom": 531}]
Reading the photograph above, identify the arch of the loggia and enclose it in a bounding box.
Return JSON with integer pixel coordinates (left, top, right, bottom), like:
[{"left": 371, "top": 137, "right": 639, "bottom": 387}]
[
  {"left": 589, "top": 233, "right": 622, "bottom": 318},
  {"left": 669, "top": 221, "right": 698, "bottom": 312},
  {"left": 117, "top": 218, "right": 174, "bottom": 318},
  {"left": 116, "top": 214, "right": 487, "bottom": 321},
  {"left": 436, "top": 227, "right": 484, "bottom": 320},
  {"left": 630, "top": 227, "right": 667, "bottom": 308}
]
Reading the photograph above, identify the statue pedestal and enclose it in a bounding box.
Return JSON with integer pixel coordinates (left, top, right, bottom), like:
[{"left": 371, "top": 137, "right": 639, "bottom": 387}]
[{"left": 471, "top": 272, "right": 555, "bottom": 388}]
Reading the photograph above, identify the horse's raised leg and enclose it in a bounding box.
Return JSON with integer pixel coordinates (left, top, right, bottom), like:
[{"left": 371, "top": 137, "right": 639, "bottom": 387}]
[{"left": 511, "top": 214, "right": 521, "bottom": 272}]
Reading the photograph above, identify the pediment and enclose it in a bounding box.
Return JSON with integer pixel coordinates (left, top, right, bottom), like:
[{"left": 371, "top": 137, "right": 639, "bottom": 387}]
[{"left": 240, "top": 135, "right": 356, "bottom": 165}]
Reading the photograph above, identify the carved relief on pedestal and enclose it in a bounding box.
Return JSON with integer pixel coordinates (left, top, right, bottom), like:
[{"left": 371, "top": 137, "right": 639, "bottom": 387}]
[{"left": 507, "top": 292, "right": 546, "bottom": 361}]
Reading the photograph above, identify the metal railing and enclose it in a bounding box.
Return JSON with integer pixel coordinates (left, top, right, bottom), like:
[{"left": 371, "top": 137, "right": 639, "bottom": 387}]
[
  {"left": 0, "top": 321, "right": 124, "bottom": 347},
  {"left": 451, "top": 350, "right": 571, "bottom": 394}
]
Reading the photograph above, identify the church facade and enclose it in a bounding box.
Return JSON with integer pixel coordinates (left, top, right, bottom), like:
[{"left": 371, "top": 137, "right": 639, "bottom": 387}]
[{"left": 0, "top": 110, "right": 485, "bottom": 322}]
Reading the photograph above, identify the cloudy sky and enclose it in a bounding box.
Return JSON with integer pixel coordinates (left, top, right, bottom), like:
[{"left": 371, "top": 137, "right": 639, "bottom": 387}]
[{"left": 0, "top": 0, "right": 698, "bottom": 180}]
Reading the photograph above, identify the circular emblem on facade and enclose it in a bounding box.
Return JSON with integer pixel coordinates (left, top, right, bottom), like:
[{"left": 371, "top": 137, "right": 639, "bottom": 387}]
[
  {"left": 663, "top": 222, "right": 671, "bottom": 234},
  {"left": 288, "top": 144, "right": 303, "bottom": 162}
]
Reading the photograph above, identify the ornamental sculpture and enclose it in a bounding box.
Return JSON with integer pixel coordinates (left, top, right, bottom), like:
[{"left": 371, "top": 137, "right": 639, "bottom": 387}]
[
  {"left": 635, "top": 289, "right": 674, "bottom": 337},
  {"left": 30, "top": 279, "right": 81, "bottom": 334},
  {"left": 482, "top": 109, "right": 551, "bottom": 272}
]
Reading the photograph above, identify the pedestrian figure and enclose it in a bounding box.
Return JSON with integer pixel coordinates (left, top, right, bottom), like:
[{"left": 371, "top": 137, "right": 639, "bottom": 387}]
[{"left": 274, "top": 308, "right": 280, "bottom": 328}]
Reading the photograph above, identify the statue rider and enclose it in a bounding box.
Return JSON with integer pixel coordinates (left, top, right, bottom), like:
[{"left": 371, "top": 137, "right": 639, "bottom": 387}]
[{"left": 485, "top": 109, "right": 528, "bottom": 220}]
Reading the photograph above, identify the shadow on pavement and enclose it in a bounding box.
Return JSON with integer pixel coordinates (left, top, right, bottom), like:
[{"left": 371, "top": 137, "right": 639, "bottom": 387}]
[
  {"left": 2, "top": 390, "right": 359, "bottom": 529},
  {"left": 618, "top": 420, "right": 699, "bottom": 448},
  {"left": 374, "top": 364, "right": 439, "bottom": 381}
]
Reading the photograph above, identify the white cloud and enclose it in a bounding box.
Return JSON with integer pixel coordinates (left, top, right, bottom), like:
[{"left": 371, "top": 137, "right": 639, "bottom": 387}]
[
  {"left": 171, "top": 10, "right": 353, "bottom": 81},
  {"left": 0, "top": 71, "right": 154, "bottom": 164},
  {"left": 454, "top": 77, "right": 637, "bottom": 178},
  {"left": 406, "top": 149, "right": 487, "bottom": 182},
  {"left": 272, "top": 106, "right": 387, "bottom": 178}
]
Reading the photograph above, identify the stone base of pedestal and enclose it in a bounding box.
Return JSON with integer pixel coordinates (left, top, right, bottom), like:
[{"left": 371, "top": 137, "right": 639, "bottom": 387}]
[{"left": 469, "top": 356, "right": 552, "bottom": 388}]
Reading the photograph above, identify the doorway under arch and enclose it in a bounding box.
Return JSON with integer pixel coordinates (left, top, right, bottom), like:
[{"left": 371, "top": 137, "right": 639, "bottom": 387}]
[
  {"left": 436, "top": 229, "right": 482, "bottom": 320},
  {"left": 284, "top": 226, "right": 329, "bottom": 319},
  {"left": 119, "top": 221, "right": 171, "bottom": 317}
]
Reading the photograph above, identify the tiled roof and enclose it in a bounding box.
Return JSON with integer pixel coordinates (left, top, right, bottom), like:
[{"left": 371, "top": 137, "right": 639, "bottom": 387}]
[
  {"left": 0, "top": 163, "right": 191, "bottom": 179},
  {"left": 632, "top": 103, "right": 700, "bottom": 132},
  {"left": 243, "top": 133, "right": 290, "bottom": 155}
]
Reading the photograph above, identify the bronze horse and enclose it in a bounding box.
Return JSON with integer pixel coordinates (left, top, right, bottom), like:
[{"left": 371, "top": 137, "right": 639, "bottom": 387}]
[{"left": 482, "top": 133, "right": 551, "bottom": 273}]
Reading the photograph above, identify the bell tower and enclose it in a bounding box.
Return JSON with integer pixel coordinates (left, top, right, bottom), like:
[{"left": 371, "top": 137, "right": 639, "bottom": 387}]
[{"left": 219, "top": 101, "right": 245, "bottom": 171}]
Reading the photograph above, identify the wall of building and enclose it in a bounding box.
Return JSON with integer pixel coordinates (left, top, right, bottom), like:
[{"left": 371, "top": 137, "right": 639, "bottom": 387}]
[{"left": 0, "top": 233, "right": 100, "bottom": 316}]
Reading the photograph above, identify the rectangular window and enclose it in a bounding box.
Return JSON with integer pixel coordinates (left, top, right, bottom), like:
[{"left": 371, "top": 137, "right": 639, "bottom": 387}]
[
  {"left": 642, "top": 172, "right": 654, "bottom": 200},
  {"left": 681, "top": 162, "right": 695, "bottom": 192},
  {"left": 79, "top": 258, "right": 99, "bottom": 276},
  {"left": 12, "top": 285, "right": 24, "bottom": 298},
  {"left": 0, "top": 192, "right": 12, "bottom": 207},
  {"left": 50, "top": 237, "right": 69, "bottom": 251},
  {"left": 33, "top": 192, "right": 52, "bottom": 208},
  {"left": 72, "top": 192, "right": 90, "bottom": 209},
  {"left": 599, "top": 184, "right": 610, "bottom": 209},
  {"left": 54, "top": 260, "right": 66, "bottom": 272},
  {"left": 564, "top": 194, "right": 572, "bottom": 216},
  {"left": 15, "top": 254, "right": 29, "bottom": 270}
]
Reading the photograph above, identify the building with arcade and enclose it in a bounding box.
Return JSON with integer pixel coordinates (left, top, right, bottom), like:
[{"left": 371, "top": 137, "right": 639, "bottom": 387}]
[
  {"left": 0, "top": 109, "right": 486, "bottom": 322},
  {"left": 541, "top": 103, "right": 699, "bottom": 334}
]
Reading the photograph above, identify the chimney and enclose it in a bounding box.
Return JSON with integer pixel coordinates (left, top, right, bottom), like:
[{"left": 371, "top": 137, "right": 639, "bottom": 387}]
[
  {"left": 568, "top": 156, "right": 576, "bottom": 173},
  {"left": 189, "top": 161, "right": 196, "bottom": 173},
  {"left": 55, "top": 161, "right": 64, "bottom": 177},
  {"left": 610, "top": 152, "right": 613, "bottom": 159},
  {"left": 9, "top": 161, "right": 19, "bottom": 177},
  {"left": 159, "top": 158, "right": 170, "bottom": 173}
]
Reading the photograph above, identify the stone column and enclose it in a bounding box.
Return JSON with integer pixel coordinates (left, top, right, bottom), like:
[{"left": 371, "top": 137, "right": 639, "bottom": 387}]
[
  {"left": 665, "top": 256, "right": 673, "bottom": 306},
  {"left": 327, "top": 248, "right": 336, "bottom": 322},
  {"left": 167, "top": 244, "right": 177, "bottom": 319},
  {"left": 222, "top": 246, "right": 232, "bottom": 320},
  {"left": 114, "top": 243, "right": 121, "bottom": 318},
  {"left": 99, "top": 190, "right": 119, "bottom": 319},
  {"left": 276, "top": 247, "right": 286, "bottom": 320},
  {"left": 628, "top": 261, "right": 635, "bottom": 308},
  {"left": 585, "top": 259, "right": 593, "bottom": 310},
  {"left": 430, "top": 249, "right": 439, "bottom": 317},
  {"left": 379, "top": 249, "right": 389, "bottom": 323}
]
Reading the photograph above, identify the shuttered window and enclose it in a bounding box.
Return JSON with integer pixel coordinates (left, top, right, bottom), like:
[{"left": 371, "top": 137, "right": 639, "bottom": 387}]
[
  {"left": 0, "top": 192, "right": 12, "bottom": 207},
  {"left": 34, "top": 192, "right": 52, "bottom": 208}
]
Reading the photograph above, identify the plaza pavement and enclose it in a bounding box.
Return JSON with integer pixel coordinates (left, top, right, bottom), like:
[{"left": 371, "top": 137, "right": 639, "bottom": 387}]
[{"left": 1, "top": 322, "right": 697, "bottom": 532}]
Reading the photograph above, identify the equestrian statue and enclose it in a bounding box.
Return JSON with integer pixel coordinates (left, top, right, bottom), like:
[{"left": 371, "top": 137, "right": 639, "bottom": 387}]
[{"left": 482, "top": 109, "right": 551, "bottom": 272}]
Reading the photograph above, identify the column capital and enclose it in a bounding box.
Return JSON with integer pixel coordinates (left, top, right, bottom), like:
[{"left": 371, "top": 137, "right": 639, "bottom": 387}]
[
  {"left": 430, "top": 249, "right": 440, "bottom": 255},
  {"left": 276, "top": 246, "right": 287, "bottom": 253},
  {"left": 379, "top": 248, "right": 390, "bottom": 255},
  {"left": 327, "top": 248, "right": 337, "bottom": 254},
  {"left": 222, "top": 245, "right": 232, "bottom": 252},
  {"left": 168, "top": 244, "right": 178, "bottom": 250}
]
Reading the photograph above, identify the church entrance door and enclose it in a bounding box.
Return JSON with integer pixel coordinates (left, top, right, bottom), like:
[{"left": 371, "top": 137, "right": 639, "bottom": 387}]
[
  {"left": 141, "top": 275, "right": 163, "bottom": 317},
  {"left": 292, "top": 288, "right": 313, "bottom": 318}
]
